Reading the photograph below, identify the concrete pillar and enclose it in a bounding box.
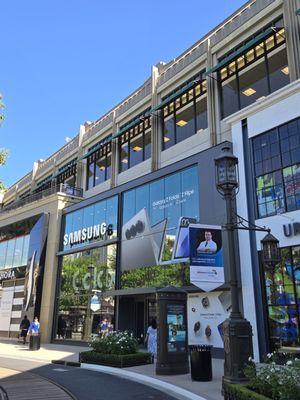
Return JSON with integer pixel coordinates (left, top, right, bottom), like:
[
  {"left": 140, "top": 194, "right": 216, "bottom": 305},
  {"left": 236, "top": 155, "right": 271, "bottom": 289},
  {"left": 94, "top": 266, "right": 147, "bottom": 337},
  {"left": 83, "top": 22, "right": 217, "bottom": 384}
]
[
  {"left": 151, "top": 65, "right": 161, "bottom": 171},
  {"left": 76, "top": 124, "right": 87, "bottom": 190},
  {"left": 283, "top": 0, "right": 300, "bottom": 81},
  {"left": 206, "top": 39, "right": 218, "bottom": 147},
  {"left": 110, "top": 111, "right": 118, "bottom": 188}
]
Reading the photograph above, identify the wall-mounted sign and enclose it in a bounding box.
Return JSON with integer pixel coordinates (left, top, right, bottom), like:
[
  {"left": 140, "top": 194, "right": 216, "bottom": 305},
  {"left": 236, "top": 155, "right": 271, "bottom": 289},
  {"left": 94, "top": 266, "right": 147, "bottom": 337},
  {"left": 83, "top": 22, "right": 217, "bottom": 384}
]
[
  {"left": 189, "top": 224, "right": 224, "bottom": 292},
  {"left": 283, "top": 222, "right": 300, "bottom": 238},
  {"left": 166, "top": 304, "right": 187, "bottom": 353},
  {"left": 63, "top": 223, "right": 114, "bottom": 247}
]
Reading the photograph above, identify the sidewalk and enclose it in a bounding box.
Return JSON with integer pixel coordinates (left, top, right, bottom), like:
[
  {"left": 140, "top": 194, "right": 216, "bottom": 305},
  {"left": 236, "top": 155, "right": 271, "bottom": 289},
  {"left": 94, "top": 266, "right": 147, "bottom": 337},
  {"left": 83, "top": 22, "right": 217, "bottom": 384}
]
[{"left": 0, "top": 340, "right": 223, "bottom": 400}]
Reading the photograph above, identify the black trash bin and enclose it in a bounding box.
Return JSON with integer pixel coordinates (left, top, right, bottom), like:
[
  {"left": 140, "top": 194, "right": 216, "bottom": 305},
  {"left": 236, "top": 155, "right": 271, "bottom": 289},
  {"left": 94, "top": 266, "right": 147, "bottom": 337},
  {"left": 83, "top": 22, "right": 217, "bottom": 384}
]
[
  {"left": 29, "top": 334, "right": 40, "bottom": 351},
  {"left": 190, "top": 345, "right": 212, "bottom": 381}
]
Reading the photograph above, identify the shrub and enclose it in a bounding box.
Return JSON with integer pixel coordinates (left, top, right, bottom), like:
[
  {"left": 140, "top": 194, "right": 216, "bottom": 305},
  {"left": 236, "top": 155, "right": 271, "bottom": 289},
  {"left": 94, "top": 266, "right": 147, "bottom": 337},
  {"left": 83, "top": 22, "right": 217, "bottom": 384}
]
[
  {"left": 79, "top": 351, "right": 151, "bottom": 368},
  {"left": 244, "top": 360, "right": 300, "bottom": 400},
  {"left": 264, "top": 350, "right": 300, "bottom": 366},
  {"left": 223, "top": 383, "right": 271, "bottom": 400},
  {"left": 89, "top": 331, "right": 139, "bottom": 355}
]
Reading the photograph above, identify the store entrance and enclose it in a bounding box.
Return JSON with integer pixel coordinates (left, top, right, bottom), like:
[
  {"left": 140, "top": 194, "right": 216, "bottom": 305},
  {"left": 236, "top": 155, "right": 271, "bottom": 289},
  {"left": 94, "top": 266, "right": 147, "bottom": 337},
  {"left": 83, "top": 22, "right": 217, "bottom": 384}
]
[{"left": 118, "top": 295, "right": 157, "bottom": 343}]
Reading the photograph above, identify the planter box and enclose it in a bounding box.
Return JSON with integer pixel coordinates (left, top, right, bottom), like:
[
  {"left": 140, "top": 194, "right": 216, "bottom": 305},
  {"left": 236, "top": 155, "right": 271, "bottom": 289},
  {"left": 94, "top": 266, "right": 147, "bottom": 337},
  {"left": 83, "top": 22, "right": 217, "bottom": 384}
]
[
  {"left": 79, "top": 351, "right": 152, "bottom": 368},
  {"left": 223, "top": 383, "right": 271, "bottom": 400}
]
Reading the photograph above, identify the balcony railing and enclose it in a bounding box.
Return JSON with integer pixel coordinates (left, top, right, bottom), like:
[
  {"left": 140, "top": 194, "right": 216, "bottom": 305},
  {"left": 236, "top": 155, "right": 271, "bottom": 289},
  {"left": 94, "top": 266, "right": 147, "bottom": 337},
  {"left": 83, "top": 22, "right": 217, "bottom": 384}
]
[{"left": 0, "top": 184, "right": 83, "bottom": 214}]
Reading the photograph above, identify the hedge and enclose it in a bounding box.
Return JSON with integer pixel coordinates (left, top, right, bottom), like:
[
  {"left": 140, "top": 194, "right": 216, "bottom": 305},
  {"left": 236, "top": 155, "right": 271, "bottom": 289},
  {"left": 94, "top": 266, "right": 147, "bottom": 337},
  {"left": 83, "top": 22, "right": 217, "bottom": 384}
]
[
  {"left": 79, "top": 351, "right": 152, "bottom": 368},
  {"left": 223, "top": 383, "right": 271, "bottom": 400}
]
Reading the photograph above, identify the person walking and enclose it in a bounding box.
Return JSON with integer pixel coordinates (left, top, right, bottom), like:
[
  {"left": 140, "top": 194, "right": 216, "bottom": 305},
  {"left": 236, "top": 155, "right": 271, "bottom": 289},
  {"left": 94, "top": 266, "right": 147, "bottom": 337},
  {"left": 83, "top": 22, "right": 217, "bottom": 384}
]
[
  {"left": 145, "top": 319, "right": 157, "bottom": 362},
  {"left": 19, "top": 315, "right": 30, "bottom": 344},
  {"left": 29, "top": 317, "right": 40, "bottom": 336}
]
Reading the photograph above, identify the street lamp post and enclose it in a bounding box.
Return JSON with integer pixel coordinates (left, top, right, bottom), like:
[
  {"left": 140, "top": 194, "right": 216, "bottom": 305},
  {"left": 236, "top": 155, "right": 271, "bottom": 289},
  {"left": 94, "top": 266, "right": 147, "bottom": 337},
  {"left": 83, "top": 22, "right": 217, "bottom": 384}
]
[
  {"left": 215, "top": 146, "right": 254, "bottom": 385},
  {"left": 84, "top": 265, "right": 94, "bottom": 341}
]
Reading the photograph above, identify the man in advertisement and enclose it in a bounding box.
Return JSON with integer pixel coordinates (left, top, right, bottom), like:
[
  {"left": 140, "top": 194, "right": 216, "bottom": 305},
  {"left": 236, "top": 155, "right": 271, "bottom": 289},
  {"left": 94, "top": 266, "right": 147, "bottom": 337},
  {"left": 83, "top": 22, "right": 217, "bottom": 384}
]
[{"left": 196, "top": 231, "right": 217, "bottom": 254}]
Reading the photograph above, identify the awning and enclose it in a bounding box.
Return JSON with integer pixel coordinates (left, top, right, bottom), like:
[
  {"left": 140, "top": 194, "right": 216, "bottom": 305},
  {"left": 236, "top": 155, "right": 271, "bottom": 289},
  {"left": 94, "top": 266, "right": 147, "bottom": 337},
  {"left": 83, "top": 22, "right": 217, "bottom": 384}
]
[
  {"left": 79, "top": 135, "right": 112, "bottom": 161},
  {"left": 36, "top": 175, "right": 53, "bottom": 187},
  {"left": 205, "top": 26, "right": 276, "bottom": 76},
  {"left": 152, "top": 80, "right": 196, "bottom": 112},
  {"left": 52, "top": 159, "right": 77, "bottom": 178}
]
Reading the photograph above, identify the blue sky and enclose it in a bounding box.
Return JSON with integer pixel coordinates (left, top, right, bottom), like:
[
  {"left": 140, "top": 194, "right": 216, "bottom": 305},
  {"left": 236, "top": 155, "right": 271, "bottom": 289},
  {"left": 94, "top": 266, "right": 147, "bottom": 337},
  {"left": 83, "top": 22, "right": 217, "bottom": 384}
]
[{"left": 0, "top": 0, "right": 245, "bottom": 187}]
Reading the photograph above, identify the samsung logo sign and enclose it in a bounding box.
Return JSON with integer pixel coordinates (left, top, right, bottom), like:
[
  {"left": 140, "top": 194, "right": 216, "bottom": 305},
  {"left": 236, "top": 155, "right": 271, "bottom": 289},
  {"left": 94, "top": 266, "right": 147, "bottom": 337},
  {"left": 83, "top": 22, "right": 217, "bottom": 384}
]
[{"left": 63, "top": 223, "right": 114, "bottom": 246}]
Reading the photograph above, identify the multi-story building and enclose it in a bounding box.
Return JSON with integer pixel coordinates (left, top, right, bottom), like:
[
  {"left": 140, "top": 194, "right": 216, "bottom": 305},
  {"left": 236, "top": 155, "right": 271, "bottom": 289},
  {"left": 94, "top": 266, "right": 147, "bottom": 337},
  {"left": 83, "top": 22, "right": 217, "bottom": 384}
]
[{"left": 0, "top": 0, "right": 299, "bottom": 361}]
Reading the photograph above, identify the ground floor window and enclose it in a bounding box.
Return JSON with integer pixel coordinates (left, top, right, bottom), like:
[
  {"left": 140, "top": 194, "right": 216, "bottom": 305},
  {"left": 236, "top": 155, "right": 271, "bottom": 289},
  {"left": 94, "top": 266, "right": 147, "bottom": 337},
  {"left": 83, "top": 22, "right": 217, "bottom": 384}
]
[
  {"left": 56, "top": 244, "right": 116, "bottom": 341},
  {"left": 263, "top": 245, "right": 300, "bottom": 349}
]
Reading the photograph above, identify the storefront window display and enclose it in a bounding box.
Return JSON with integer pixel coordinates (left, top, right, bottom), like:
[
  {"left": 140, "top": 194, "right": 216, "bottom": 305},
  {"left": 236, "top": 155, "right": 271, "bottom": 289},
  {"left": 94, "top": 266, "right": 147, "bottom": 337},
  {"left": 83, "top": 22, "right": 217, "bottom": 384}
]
[
  {"left": 62, "top": 196, "right": 118, "bottom": 251},
  {"left": 56, "top": 245, "right": 116, "bottom": 341},
  {"left": 264, "top": 246, "right": 300, "bottom": 349},
  {"left": 121, "top": 165, "right": 199, "bottom": 288}
]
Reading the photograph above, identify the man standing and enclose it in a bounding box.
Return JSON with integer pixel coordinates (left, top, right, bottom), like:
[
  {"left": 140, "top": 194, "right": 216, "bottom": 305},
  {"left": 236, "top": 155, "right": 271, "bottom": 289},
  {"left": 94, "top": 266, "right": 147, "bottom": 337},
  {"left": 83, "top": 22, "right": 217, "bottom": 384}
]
[
  {"left": 197, "top": 231, "right": 217, "bottom": 254},
  {"left": 19, "top": 315, "right": 30, "bottom": 344}
]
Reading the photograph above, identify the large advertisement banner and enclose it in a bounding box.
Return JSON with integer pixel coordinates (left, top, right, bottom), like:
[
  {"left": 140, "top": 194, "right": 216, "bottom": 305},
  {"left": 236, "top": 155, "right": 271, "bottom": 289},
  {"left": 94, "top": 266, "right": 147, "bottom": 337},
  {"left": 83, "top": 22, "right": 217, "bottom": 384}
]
[
  {"left": 188, "top": 291, "right": 231, "bottom": 348},
  {"left": 189, "top": 224, "right": 224, "bottom": 292}
]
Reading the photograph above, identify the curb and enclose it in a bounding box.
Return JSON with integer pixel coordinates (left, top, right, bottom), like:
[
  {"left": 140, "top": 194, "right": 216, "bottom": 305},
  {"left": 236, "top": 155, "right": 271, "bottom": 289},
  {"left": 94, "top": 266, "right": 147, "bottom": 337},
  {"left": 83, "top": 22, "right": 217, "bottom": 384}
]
[{"left": 81, "top": 363, "right": 209, "bottom": 400}]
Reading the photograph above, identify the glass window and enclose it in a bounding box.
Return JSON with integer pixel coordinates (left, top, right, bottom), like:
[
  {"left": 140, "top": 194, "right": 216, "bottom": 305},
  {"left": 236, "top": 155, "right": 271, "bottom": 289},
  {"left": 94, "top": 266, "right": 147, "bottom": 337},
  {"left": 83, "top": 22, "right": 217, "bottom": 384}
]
[
  {"left": 129, "top": 134, "right": 143, "bottom": 168},
  {"left": 13, "top": 236, "right": 24, "bottom": 267},
  {"left": 195, "top": 97, "right": 208, "bottom": 131},
  {"left": 0, "top": 241, "right": 7, "bottom": 269},
  {"left": 106, "top": 197, "right": 118, "bottom": 237},
  {"left": 123, "top": 190, "right": 136, "bottom": 225},
  {"left": 283, "top": 164, "right": 300, "bottom": 211},
  {"left": 83, "top": 205, "right": 94, "bottom": 228},
  {"left": 5, "top": 239, "right": 15, "bottom": 269},
  {"left": 163, "top": 116, "right": 175, "bottom": 150},
  {"left": 120, "top": 143, "right": 129, "bottom": 172},
  {"left": 135, "top": 184, "right": 150, "bottom": 215},
  {"left": 144, "top": 129, "right": 151, "bottom": 160},
  {"left": 175, "top": 103, "right": 195, "bottom": 144},
  {"left": 95, "top": 158, "right": 106, "bottom": 186},
  {"left": 268, "top": 47, "right": 289, "bottom": 93},
  {"left": 221, "top": 76, "right": 239, "bottom": 118},
  {"left": 87, "top": 162, "right": 95, "bottom": 190},
  {"left": 56, "top": 244, "right": 116, "bottom": 341},
  {"left": 239, "top": 59, "right": 268, "bottom": 108},
  {"left": 21, "top": 235, "right": 30, "bottom": 266},
  {"left": 106, "top": 154, "right": 111, "bottom": 180}
]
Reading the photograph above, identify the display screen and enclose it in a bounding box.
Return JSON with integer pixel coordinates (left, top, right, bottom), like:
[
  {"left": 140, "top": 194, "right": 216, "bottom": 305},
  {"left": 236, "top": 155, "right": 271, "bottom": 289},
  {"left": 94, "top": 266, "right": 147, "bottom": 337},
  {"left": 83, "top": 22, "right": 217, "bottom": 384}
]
[{"left": 167, "top": 304, "right": 186, "bottom": 353}]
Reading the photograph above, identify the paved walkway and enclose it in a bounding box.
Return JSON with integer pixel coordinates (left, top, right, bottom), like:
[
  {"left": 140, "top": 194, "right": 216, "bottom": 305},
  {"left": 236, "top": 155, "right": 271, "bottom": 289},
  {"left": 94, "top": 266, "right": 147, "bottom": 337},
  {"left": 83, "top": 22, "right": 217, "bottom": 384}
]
[
  {"left": 0, "top": 340, "right": 223, "bottom": 400},
  {"left": 0, "top": 367, "right": 73, "bottom": 400}
]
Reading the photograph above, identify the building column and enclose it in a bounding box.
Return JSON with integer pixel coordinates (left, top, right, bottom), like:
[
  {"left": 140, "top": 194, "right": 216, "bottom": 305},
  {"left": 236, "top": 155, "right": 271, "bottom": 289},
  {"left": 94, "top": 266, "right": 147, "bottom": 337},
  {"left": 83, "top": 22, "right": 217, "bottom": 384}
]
[
  {"left": 110, "top": 111, "right": 118, "bottom": 188},
  {"left": 206, "top": 39, "right": 218, "bottom": 147},
  {"left": 151, "top": 65, "right": 161, "bottom": 172},
  {"left": 283, "top": 0, "right": 300, "bottom": 81},
  {"left": 75, "top": 124, "right": 87, "bottom": 189}
]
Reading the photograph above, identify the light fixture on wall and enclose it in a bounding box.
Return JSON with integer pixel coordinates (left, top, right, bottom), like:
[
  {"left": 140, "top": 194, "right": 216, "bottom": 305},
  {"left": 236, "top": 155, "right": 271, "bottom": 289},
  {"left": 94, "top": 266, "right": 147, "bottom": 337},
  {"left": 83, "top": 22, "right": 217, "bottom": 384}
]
[
  {"left": 133, "top": 146, "right": 142, "bottom": 152},
  {"left": 122, "top": 158, "right": 128, "bottom": 164},
  {"left": 176, "top": 119, "right": 188, "bottom": 127},
  {"left": 99, "top": 166, "right": 105, "bottom": 171},
  {"left": 281, "top": 66, "right": 289, "bottom": 75},
  {"left": 164, "top": 136, "right": 171, "bottom": 143},
  {"left": 242, "top": 87, "right": 256, "bottom": 96}
]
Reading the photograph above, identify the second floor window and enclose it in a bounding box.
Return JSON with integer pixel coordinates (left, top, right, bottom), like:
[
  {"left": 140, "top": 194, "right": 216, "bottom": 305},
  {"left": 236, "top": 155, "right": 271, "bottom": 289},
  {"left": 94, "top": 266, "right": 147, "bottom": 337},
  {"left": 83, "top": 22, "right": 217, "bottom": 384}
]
[
  {"left": 162, "top": 77, "right": 207, "bottom": 150},
  {"left": 220, "top": 22, "right": 289, "bottom": 119},
  {"left": 119, "top": 116, "right": 151, "bottom": 172},
  {"left": 86, "top": 142, "right": 112, "bottom": 190},
  {"left": 253, "top": 117, "right": 300, "bottom": 218}
]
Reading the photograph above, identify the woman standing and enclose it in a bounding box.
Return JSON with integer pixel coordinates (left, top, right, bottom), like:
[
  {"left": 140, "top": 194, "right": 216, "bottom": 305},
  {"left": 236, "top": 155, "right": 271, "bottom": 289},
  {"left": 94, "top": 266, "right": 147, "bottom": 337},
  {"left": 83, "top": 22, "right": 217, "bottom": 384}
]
[{"left": 145, "top": 319, "right": 157, "bottom": 362}]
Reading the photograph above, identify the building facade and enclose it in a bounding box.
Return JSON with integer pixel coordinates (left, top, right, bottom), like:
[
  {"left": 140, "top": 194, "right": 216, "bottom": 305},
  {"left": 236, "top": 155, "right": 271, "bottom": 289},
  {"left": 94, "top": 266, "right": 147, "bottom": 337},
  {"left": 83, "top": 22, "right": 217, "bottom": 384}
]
[{"left": 0, "top": 0, "right": 299, "bottom": 360}]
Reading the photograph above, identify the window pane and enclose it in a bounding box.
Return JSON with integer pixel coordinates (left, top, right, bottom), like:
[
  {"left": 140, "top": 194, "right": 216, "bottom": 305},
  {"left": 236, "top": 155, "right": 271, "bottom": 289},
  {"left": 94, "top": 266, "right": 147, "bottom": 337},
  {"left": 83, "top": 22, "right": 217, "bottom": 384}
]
[
  {"left": 95, "top": 157, "right": 106, "bottom": 185},
  {"left": 144, "top": 130, "right": 151, "bottom": 160},
  {"left": 5, "top": 239, "right": 15, "bottom": 269},
  {"left": 175, "top": 103, "right": 195, "bottom": 143},
  {"left": 22, "top": 235, "right": 30, "bottom": 266},
  {"left": 268, "top": 47, "right": 289, "bottom": 93},
  {"left": 149, "top": 178, "right": 165, "bottom": 225},
  {"left": 239, "top": 59, "right": 268, "bottom": 109},
  {"left": 120, "top": 143, "right": 129, "bottom": 172},
  {"left": 13, "top": 236, "right": 24, "bottom": 267},
  {"left": 195, "top": 97, "right": 208, "bottom": 131},
  {"left": 129, "top": 134, "right": 143, "bottom": 167},
  {"left": 163, "top": 116, "right": 175, "bottom": 150},
  {"left": 0, "top": 241, "right": 7, "bottom": 269},
  {"left": 83, "top": 205, "right": 94, "bottom": 228},
  {"left": 135, "top": 184, "right": 150, "bottom": 215},
  {"left": 106, "top": 154, "right": 111, "bottom": 180},
  {"left": 221, "top": 76, "right": 239, "bottom": 118},
  {"left": 106, "top": 196, "right": 118, "bottom": 237},
  {"left": 123, "top": 190, "right": 136, "bottom": 224},
  {"left": 87, "top": 162, "right": 95, "bottom": 189}
]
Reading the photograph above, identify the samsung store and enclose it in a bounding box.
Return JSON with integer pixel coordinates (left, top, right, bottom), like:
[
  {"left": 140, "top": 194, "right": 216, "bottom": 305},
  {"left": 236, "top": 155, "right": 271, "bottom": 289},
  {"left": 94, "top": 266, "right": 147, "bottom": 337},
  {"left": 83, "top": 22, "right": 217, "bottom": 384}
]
[{"left": 54, "top": 143, "right": 235, "bottom": 354}]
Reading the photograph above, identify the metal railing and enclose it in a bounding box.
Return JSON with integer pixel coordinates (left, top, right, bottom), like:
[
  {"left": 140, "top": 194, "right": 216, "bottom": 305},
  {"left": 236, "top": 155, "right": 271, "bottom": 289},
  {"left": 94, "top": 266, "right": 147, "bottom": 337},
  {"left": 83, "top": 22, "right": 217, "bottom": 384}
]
[{"left": 0, "top": 184, "right": 83, "bottom": 214}]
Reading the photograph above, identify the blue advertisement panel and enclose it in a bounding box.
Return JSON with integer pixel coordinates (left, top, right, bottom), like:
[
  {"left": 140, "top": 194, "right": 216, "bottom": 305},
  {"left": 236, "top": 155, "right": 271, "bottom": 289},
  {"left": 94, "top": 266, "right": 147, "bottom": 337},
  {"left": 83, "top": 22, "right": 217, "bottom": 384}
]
[
  {"left": 166, "top": 304, "right": 187, "bottom": 353},
  {"left": 189, "top": 224, "right": 224, "bottom": 292}
]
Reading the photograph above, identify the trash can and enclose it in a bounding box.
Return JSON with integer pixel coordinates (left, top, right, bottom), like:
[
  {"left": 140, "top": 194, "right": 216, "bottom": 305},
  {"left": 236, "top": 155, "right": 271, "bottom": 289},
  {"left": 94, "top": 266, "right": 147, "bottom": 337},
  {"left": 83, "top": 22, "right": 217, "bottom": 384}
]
[
  {"left": 29, "top": 334, "right": 41, "bottom": 351},
  {"left": 190, "top": 345, "right": 212, "bottom": 381}
]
